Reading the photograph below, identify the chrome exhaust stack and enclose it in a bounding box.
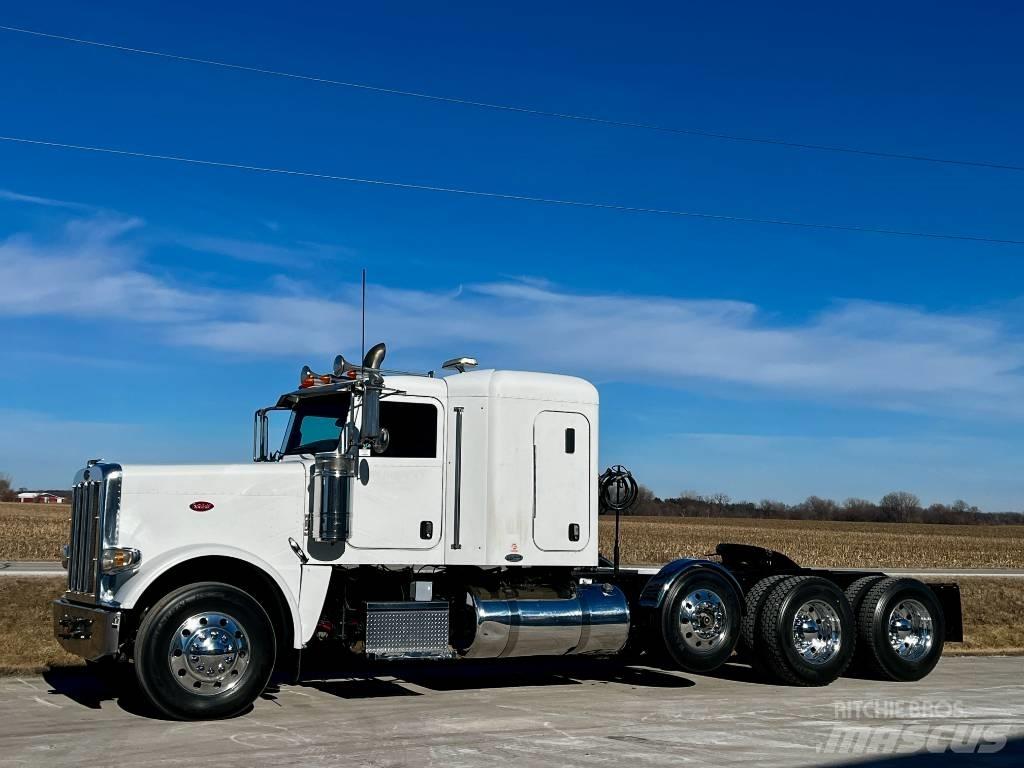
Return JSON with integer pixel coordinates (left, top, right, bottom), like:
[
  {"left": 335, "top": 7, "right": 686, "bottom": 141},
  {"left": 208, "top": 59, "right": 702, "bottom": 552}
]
[
  {"left": 311, "top": 452, "right": 356, "bottom": 543},
  {"left": 359, "top": 342, "right": 386, "bottom": 451},
  {"left": 460, "top": 583, "right": 630, "bottom": 658},
  {"left": 312, "top": 342, "right": 386, "bottom": 544}
]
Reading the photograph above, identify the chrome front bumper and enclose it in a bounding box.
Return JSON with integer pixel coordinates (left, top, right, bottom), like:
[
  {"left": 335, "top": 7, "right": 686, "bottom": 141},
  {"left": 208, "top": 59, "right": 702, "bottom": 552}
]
[{"left": 52, "top": 598, "right": 121, "bottom": 661}]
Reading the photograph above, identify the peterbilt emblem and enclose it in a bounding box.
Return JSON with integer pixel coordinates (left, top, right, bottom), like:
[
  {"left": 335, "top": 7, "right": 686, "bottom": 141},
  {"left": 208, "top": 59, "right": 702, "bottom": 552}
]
[{"left": 189, "top": 501, "right": 214, "bottom": 512}]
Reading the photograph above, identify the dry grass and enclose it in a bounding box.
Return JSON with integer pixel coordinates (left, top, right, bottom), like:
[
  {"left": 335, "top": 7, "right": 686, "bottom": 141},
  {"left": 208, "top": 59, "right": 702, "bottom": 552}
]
[
  {"left": 928, "top": 578, "right": 1024, "bottom": 656},
  {"left": 0, "top": 502, "right": 69, "bottom": 560},
  {"left": 0, "top": 576, "right": 1018, "bottom": 675},
  {"left": 600, "top": 516, "right": 1024, "bottom": 569},
  {"left": 0, "top": 578, "right": 82, "bottom": 675}
]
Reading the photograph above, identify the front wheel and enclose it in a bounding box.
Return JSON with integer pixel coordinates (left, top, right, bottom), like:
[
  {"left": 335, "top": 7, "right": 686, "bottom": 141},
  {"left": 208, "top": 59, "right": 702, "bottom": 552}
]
[
  {"left": 134, "top": 582, "right": 276, "bottom": 720},
  {"left": 658, "top": 570, "right": 742, "bottom": 673}
]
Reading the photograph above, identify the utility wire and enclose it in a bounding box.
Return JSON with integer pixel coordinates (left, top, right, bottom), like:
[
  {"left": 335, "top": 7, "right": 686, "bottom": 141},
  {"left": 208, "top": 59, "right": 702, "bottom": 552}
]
[
  {"left": 1, "top": 134, "right": 1021, "bottom": 245},
  {"left": 2, "top": 24, "right": 1021, "bottom": 174}
]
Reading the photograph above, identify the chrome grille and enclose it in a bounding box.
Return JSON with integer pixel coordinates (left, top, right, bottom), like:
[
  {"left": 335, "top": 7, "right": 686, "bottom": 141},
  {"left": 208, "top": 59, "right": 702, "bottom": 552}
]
[{"left": 67, "top": 480, "right": 102, "bottom": 596}]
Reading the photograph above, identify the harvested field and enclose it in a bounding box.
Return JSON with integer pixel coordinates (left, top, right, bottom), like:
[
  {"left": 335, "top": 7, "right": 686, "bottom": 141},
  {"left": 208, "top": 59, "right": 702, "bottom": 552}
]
[
  {"left": 0, "top": 502, "right": 68, "bottom": 561},
  {"left": 599, "top": 516, "right": 1024, "bottom": 569},
  {"left": 6, "top": 504, "right": 1023, "bottom": 570},
  {"left": 0, "top": 576, "right": 1018, "bottom": 675}
]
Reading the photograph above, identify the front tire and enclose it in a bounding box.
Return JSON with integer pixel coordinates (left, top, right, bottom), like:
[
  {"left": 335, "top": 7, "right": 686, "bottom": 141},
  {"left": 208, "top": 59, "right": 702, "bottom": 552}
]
[
  {"left": 134, "top": 582, "right": 276, "bottom": 720},
  {"left": 658, "top": 570, "right": 742, "bottom": 673},
  {"left": 754, "top": 576, "right": 855, "bottom": 686},
  {"left": 856, "top": 577, "right": 944, "bottom": 682}
]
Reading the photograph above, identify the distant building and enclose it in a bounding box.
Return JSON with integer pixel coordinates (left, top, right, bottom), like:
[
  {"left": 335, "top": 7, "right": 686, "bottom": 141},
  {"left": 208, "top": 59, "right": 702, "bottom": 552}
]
[{"left": 16, "top": 492, "right": 66, "bottom": 504}]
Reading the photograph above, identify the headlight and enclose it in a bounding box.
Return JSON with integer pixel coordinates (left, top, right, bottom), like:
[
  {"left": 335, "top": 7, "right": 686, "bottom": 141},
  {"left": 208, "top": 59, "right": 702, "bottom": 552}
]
[
  {"left": 101, "top": 547, "right": 142, "bottom": 573},
  {"left": 61, "top": 544, "right": 70, "bottom": 569}
]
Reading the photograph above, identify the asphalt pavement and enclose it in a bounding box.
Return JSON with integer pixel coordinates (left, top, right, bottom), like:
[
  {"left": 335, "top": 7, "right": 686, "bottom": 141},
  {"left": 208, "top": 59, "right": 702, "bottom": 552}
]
[{"left": 0, "top": 656, "right": 1021, "bottom": 767}]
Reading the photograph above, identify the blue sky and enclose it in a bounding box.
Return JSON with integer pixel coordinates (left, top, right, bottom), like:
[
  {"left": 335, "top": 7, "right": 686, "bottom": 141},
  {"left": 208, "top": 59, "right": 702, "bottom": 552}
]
[{"left": 1, "top": 2, "right": 1022, "bottom": 509}]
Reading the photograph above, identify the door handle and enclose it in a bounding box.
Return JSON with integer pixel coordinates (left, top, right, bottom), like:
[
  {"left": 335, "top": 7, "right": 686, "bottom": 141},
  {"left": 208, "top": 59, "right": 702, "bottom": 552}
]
[{"left": 568, "top": 523, "right": 580, "bottom": 542}]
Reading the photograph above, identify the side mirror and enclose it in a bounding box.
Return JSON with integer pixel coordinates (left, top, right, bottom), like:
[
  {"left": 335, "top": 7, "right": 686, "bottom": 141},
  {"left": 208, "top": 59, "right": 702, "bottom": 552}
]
[
  {"left": 253, "top": 407, "right": 289, "bottom": 462},
  {"left": 371, "top": 426, "right": 390, "bottom": 454}
]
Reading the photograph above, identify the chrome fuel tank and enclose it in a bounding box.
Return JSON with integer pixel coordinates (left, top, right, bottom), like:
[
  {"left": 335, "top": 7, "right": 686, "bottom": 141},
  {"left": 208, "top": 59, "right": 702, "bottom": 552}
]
[{"left": 460, "top": 583, "right": 630, "bottom": 658}]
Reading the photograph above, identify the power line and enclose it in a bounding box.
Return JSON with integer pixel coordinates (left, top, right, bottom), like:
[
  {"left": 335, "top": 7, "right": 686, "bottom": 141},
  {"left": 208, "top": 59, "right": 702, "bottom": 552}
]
[
  {"left": 1, "top": 134, "right": 1021, "bottom": 245},
  {"left": 2, "top": 24, "right": 1022, "bottom": 174}
]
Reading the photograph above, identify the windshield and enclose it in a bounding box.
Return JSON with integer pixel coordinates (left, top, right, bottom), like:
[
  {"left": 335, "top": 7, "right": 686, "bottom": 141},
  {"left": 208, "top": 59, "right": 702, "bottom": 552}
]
[{"left": 281, "top": 393, "right": 352, "bottom": 456}]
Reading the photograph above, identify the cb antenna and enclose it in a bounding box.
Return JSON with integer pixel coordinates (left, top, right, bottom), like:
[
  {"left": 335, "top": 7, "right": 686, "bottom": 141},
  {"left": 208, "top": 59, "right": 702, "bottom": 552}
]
[{"left": 361, "top": 268, "right": 366, "bottom": 366}]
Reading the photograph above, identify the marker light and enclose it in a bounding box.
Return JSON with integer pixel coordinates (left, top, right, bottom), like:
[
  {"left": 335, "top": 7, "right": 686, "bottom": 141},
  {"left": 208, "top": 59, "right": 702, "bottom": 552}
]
[{"left": 101, "top": 547, "right": 142, "bottom": 573}]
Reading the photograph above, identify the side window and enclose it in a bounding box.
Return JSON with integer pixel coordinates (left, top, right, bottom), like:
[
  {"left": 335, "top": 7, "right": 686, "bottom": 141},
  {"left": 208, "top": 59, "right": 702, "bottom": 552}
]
[{"left": 376, "top": 401, "right": 438, "bottom": 458}]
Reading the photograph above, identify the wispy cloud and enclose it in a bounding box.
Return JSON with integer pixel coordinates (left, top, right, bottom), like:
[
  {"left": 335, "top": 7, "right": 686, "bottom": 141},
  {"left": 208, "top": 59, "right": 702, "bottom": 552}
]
[
  {"left": 0, "top": 188, "right": 96, "bottom": 212},
  {"left": 3, "top": 200, "right": 1024, "bottom": 420},
  {"left": 0, "top": 214, "right": 204, "bottom": 322},
  {"left": 176, "top": 234, "right": 351, "bottom": 267}
]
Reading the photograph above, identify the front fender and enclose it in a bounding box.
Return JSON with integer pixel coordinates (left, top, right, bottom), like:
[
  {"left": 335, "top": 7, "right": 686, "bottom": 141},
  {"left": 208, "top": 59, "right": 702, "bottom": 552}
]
[
  {"left": 112, "top": 544, "right": 304, "bottom": 648},
  {"left": 637, "top": 558, "right": 745, "bottom": 610}
]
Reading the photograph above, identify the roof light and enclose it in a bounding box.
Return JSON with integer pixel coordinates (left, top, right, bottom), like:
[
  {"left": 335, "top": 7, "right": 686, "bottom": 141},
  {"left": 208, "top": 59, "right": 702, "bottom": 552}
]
[
  {"left": 442, "top": 356, "right": 478, "bottom": 373},
  {"left": 299, "top": 365, "right": 316, "bottom": 388}
]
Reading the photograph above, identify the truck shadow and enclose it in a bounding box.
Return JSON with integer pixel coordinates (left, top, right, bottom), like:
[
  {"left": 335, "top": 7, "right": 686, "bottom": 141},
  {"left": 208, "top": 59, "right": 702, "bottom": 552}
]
[
  {"left": 295, "top": 655, "right": 697, "bottom": 700},
  {"left": 41, "top": 664, "right": 170, "bottom": 719}
]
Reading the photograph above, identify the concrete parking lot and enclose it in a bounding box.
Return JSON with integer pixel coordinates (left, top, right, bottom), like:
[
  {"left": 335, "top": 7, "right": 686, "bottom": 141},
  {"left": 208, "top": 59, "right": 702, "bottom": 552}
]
[{"left": 0, "top": 656, "right": 1021, "bottom": 767}]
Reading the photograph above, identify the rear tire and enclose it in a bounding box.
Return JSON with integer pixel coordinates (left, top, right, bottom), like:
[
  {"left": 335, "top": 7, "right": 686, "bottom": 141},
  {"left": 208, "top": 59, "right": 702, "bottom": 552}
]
[
  {"left": 134, "top": 582, "right": 276, "bottom": 720},
  {"left": 842, "top": 575, "right": 887, "bottom": 674},
  {"left": 738, "top": 574, "right": 790, "bottom": 655},
  {"left": 659, "top": 570, "right": 741, "bottom": 673},
  {"left": 844, "top": 576, "right": 887, "bottom": 616},
  {"left": 755, "top": 576, "right": 855, "bottom": 686},
  {"left": 856, "top": 577, "right": 944, "bottom": 682}
]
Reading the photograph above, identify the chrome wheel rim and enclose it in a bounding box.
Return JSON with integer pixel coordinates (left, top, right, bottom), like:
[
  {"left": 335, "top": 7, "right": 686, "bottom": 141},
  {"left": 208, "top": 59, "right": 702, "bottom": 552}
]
[
  {"left": 168, "top": 611, "right": 250, "bottom": 695},
  {"left": 677, "top": 588, "right": 728, "bottom": 653},
  {"left": 888, "top": 598, "right": 933, "bottom": 661},
  {"left": 791, "top": 599, "right": 842, "bottom": 665}
]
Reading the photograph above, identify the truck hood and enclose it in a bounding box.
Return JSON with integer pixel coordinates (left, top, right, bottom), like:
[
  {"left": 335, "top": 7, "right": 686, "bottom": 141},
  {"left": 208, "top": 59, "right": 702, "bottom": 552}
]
[
  {"left": 118, "top": 462, "right": 307, "bottom": 499},
  {"left": 114, "top": 462, "right": 309, "bottom": 564}
]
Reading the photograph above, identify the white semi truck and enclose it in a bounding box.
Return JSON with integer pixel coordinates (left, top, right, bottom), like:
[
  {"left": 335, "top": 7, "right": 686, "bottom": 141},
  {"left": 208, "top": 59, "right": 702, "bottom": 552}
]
[{"left": 54, "top": 344, "right": 962, "bottom": 719}]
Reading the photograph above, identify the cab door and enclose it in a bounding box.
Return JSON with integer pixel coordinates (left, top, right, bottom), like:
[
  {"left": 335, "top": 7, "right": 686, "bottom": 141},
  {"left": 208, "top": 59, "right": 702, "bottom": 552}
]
[
  {"left": 347, "top": 396, "right": 444, "bottom": 550},
  {"left": 533, "top": 410, "right": 590, "bottom": 551}
]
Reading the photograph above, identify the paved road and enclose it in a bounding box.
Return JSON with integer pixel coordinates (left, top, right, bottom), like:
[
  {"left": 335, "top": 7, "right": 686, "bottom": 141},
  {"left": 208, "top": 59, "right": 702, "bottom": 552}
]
[
  {"left": 0, "top": 656, "right": 1021, "bottom": 766},
  {"left": 0, "top": 562, "right": 64, "bottom": 577},
  {"left": 4, "top": 560, "right": 1024, "bottom": 578}
]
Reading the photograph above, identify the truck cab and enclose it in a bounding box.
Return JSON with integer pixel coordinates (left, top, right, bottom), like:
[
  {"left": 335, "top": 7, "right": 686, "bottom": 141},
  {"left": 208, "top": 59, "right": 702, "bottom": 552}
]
[{"left": 264, "top": 367, "right": 598, "bottom": 567}]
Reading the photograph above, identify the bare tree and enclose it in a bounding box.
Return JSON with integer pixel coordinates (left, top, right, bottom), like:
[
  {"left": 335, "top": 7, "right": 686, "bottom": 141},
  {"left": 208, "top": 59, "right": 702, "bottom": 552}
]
[
  {"left": 757, "top": 499, "right": 787, "bottom": 519},
  {"left": 707, "top": 492, "right": 731, "bottom": 518},
  {"left": 879, "top": 491, "right": 921, "bottom": 523},
  {"left": 633, "top": 484, "right": 656, "bottom": 516},
  {"left": 0, "top": 473, "right": 16, "bottom": 502},
  {"left": 803, "top": 495, "right": 839, "bottom": 521}
]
